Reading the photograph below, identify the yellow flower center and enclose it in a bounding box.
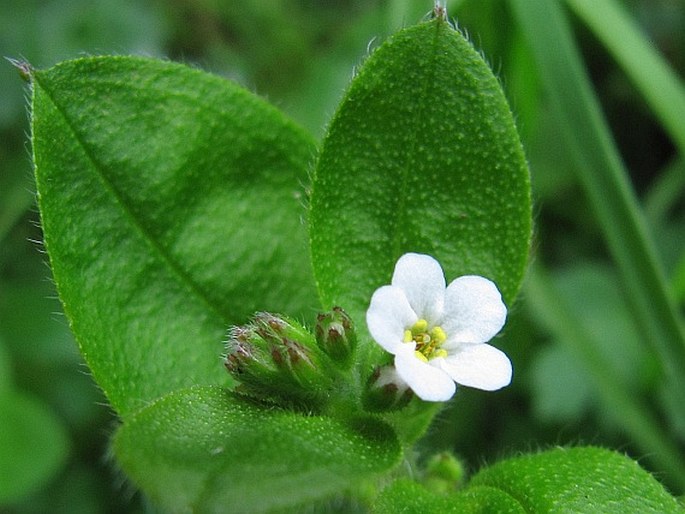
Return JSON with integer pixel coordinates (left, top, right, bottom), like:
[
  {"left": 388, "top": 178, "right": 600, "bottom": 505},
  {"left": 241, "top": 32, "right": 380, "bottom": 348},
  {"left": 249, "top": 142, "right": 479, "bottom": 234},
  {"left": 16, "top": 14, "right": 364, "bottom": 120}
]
[{"left": 404, "top": 319, "right": 448, "bottom": 362}]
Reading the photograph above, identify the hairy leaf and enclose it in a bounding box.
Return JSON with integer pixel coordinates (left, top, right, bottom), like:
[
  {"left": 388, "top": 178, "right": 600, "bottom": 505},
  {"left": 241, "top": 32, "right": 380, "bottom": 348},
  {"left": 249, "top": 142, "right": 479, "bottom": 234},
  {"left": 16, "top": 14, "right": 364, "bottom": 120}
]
[
  {"left": 31, "top": 56, "right": 318, "bottom": 415},
  {"left": 373, "top": 479, "right": 523, "bottom": 513},
  {"left": 114, "top": 386, "right": 401, "bottom": 513},
  {"left": 309, "top": 17, "right": 531, "bottom": 331},
  {"left": 470, "top": 446, "right": 683, "bottom": 513}
]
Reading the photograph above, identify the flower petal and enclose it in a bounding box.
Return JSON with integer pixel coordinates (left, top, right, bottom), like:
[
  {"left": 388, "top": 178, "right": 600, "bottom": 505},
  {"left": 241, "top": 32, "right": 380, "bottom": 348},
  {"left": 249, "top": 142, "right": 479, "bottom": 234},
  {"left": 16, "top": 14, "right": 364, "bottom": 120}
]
[
  {"left": 441, "top": 275, "right": 506, "bottom": 344},
  {"left": 394, "top": 347, "right": 456, "bottom": 401},
  {"left": 391, "top": 253, "right": 445, "bottom": 324},
  {"left": 366, "top": 285, "right": 417, "bottom": 353},
  {"left": 439, "top": 343, "right": 512, "bottom": 391}
]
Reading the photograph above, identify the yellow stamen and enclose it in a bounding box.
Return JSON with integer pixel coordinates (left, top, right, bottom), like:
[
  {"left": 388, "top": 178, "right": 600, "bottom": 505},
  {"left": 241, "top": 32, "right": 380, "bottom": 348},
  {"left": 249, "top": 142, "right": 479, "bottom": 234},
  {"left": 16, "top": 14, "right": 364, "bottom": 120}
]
[
  {"left": 412, "top": 319, "right": 428, "bottom": 334},
  {"left": 414, "top": 350, "right": 428, "bottom": 362},
  {"left": 405, "top": 319, "right": 448, "bottom": 361},
  {"left": 430, "top": 326, "right": 447, "bottom": 344}
]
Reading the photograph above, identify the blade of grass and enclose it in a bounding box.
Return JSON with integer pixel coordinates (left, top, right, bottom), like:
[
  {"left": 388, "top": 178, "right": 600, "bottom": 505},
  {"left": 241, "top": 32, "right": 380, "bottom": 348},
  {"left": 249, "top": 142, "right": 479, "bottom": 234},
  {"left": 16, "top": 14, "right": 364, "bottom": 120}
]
[
  {"left": 526, "top": 264, "right": 685, "bottom": 492},
  {"left": 509, "top": 0, "right": 685, "bottom": 407},
  {"left": 673, "top": 254, "right": 685, "bottom": 306},
  {"left": 643, "top": 156, "right": 685, "bottom": 305},
  {"left": 566, "top": 0, "right": 685, "bottom": 158},
  {"left": 643, "top": 156, "right": 685, "bottom": 226}
]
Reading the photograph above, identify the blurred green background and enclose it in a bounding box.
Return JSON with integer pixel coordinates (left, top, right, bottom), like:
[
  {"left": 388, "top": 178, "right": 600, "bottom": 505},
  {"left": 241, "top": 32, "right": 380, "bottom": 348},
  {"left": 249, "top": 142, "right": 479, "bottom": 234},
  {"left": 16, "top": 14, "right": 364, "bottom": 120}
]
[{"left": 1, "top": 0, "right": 683, "bottom": 511}]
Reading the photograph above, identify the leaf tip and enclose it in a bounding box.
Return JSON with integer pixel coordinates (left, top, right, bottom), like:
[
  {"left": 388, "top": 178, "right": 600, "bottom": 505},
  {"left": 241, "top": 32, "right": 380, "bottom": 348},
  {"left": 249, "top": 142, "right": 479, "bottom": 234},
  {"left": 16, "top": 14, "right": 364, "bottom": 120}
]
[
  {"left": 425, "top": 1, "right": 457, "bottom": 32},
  {"left": 5, "top": 56, "right": 34, "bottom": 83},
  {"left": 432, "top": 1, "right": 448, "bottom": 20}
]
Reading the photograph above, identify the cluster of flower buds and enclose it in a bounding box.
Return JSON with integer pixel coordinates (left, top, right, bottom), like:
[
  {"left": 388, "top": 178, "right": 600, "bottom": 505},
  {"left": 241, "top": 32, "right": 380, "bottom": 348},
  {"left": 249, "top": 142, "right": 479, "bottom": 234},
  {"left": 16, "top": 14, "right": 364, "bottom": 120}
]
[{"left": 224, "top": 308, "right": 356, "bottom": 409}]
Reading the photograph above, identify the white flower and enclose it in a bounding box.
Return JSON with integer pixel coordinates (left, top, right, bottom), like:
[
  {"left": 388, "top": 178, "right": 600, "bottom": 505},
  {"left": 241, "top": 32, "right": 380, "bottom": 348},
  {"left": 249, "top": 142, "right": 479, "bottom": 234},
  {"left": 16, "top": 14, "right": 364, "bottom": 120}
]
[{"left": 366, "top": 253, "right": 512, "bottom": 402}]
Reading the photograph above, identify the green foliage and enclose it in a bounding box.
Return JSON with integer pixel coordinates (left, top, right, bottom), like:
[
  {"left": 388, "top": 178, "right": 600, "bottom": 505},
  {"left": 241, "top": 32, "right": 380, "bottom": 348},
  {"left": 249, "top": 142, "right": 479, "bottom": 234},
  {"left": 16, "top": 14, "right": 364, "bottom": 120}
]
[
  {"left": 509, "top": 0, "right": 685, "bottom": 488},
  {"left": 27, "top": 13, "right": 537, "bottom": 509},
  {"left": 5, "top": 0, "right": 685, "bottom": 510},
  {"left": 528, "top": 263, "right": 654, "bottom": 424},
  {"left": 0, "top": 337, "right": 11, "bottom": 394},
  {"left": 0, "top": 389, "right": 70, "bottom": 503},
  {"left": 511, "top": 0, "right": 685, "bottom": 395},
  {"left": 309, "top": 17, "right": 531, "bottom": 330},
  {"left": 376, "top": 447, "right": 684, "bottom": 513},
  {"left": 373, "top": 479, "right": 524, "bottom": 513},
  {"left": 566, "top": 0, "right": 685, "bottom": 157},
  {"left": 31, "top": 56, "right": 318, "bottom": 416},
  {"left": 470, "top": 447, "right": 684, "bottom": 513},
  {"left": 114, "top": 386, "right": 401, "bottom": 513}
]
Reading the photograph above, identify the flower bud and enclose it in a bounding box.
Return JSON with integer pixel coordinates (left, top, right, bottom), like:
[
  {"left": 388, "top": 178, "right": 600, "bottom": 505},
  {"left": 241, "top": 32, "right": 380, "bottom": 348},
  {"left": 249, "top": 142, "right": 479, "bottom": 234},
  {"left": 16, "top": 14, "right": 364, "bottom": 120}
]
[
  {"left": 224, "top": 313, "right": 332, "bottom": 407},
  {"left": 252, "top": 313, "right": 329, "bottom": 388},
  {"left": 422, "top": 452, "right": 465, "bottom": 494},
  {"left": 362, "top": 365, "right": 413, "bottom": 412},
  {"left": 224, "top": 325, "right": 282, "bottom": 396},
  {"left": 253, "top": 312, "right": 315, "bottom": 348},
  {"left": 314, "top": 307, "right": 356, "bottom": 367}
]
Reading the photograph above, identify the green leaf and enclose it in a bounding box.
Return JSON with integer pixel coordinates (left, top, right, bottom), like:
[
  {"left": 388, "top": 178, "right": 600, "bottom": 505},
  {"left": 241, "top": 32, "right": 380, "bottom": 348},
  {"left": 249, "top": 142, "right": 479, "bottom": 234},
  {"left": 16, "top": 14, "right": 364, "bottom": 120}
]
[
  {"left": 0, "top": 389, "right": 70, "bottom": 503},
  {"left": 0, "top": 337, "right": 11, "bottom": 393},
  {"left": 470, "top": 446, "right": 684, "bottom": 513},
  {"left": 309, "top": 17, "right": 531, "bottom": 327},
  {"left": 113, "top": 386, "right": 401, "bottom": 513},
  {"left": 373, "top": 479, "right": 524, "bottom": 513},
  {"left": 31, "top": 56, "right": 319, "bottom": 416}
]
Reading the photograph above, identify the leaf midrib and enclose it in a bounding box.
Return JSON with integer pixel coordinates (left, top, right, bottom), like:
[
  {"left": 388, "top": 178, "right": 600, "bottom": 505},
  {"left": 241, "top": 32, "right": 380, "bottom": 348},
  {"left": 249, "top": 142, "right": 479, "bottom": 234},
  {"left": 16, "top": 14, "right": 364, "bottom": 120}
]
[
  {"left": 33, "top": 72, "right": 227, "bottom": 324},
  {"left": 390, "top": 19, "right": 445, "bottom": 262}
]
